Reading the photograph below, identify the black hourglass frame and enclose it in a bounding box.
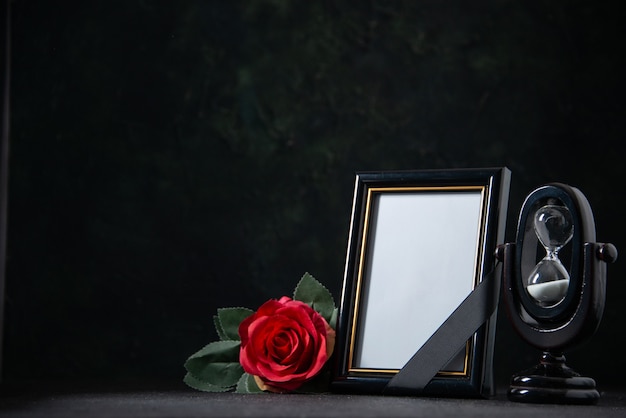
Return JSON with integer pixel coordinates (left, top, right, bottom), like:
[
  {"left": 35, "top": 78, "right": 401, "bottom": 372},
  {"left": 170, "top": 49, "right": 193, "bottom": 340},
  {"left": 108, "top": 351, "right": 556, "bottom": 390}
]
[{"left": 497, "top": 183, "right": 617, "bottom": 405}]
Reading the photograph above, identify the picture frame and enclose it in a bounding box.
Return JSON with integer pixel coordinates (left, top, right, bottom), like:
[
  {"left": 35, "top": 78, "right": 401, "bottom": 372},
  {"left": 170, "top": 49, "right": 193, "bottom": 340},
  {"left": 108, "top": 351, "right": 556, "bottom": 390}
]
[{"left": 331, "top": 168, "right": 511, "bottom": 397}]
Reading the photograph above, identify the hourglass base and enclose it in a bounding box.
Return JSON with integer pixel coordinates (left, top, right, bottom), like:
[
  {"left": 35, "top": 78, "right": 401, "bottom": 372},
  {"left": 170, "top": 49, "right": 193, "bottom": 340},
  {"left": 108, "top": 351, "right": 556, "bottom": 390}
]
[{"left": 508, "top": 352, "right": 599, "bottom": 405}]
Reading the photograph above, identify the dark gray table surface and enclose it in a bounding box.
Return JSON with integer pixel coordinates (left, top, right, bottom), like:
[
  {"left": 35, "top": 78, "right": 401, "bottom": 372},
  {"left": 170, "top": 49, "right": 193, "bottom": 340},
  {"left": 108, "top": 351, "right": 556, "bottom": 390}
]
[{"left": 1, "top": 380, "right": 625, "bottom": 418}]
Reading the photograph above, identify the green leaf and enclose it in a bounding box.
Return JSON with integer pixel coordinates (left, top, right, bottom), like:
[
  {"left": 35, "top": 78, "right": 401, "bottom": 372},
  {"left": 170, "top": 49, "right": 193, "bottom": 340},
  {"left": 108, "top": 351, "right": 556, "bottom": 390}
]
[
  {"left": 213, "top": 315, "right": 227, "bottom": 340},
  {"left": 200, "top": 362, "right": 244, "bottom": 387},
  {"left": 215, "top": 307, "right": 254, "bottom": 340},
  {"left": 329, "top": 307, "right": 338, "bottom": 330},
  {"left": 293, "top": 272, "right": 336, "bottom": 323},
  {"left": 235, "top": 372, "right": 264, "bottom": 394},
  {"left": 185, "top": 340, "right": 241, "bottom": 364},
  {"left": 184, "top": 340, "right": 243, "bottom": 387},
  {"left": 183, "top": 372, "right": 232, "bottom": 393}
]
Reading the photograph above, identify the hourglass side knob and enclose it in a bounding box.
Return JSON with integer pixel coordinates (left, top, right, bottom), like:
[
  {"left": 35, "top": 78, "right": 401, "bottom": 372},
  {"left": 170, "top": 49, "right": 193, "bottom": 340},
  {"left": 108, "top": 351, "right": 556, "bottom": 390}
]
[{"left": 597, "top": 243, "right": 618, "bottom": 264}]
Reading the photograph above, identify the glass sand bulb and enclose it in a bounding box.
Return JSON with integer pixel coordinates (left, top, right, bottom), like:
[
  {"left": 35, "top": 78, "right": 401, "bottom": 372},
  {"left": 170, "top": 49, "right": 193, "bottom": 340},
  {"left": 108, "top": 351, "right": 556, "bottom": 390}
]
[{"left": 526, "top": 204, "right": 574, "bottom": 307}]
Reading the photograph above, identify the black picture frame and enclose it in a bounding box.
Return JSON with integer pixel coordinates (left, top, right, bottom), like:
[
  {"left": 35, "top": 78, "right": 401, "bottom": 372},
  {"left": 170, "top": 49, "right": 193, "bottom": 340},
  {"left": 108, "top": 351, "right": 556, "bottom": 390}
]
[{"left": 331, "top": 168, "right": 511, "bottom": 397}]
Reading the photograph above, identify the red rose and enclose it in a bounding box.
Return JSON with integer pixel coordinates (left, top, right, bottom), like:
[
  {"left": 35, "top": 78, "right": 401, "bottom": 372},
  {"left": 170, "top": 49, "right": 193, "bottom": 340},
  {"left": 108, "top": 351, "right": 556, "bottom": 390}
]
[{"left": 238, "top": 296, "right": 336, "bottom": 392}]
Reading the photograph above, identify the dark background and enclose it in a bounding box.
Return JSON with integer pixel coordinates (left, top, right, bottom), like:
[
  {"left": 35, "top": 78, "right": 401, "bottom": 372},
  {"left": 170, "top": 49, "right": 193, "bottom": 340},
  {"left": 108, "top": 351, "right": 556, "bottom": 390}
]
[{"left": 2, "top": 0, "right": 625, "bottom": 389}]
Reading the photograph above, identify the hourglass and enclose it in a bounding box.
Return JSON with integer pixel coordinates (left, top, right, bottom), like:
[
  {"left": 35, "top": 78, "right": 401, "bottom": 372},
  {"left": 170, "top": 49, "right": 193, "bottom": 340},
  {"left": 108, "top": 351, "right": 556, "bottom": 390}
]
[
  {"left": 525, "top": 204, "right": 573, "bottom": 307},
  {"left": 497, "top": 183, "right": 617, "bottom": 404}
]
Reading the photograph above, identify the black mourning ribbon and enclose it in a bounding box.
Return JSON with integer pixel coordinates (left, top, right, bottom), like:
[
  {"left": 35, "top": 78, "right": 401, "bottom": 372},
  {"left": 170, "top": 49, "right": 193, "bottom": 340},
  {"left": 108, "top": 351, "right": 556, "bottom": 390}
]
[{"left": 382, "top": 267, "right": 499, "bottom": 395}]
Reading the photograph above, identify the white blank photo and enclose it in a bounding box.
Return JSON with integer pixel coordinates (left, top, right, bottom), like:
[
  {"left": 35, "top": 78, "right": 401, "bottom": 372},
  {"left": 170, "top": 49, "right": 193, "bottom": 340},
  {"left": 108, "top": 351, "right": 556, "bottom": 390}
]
[{"left": 353, "top": 190, "right": 483, "bottom": 370}]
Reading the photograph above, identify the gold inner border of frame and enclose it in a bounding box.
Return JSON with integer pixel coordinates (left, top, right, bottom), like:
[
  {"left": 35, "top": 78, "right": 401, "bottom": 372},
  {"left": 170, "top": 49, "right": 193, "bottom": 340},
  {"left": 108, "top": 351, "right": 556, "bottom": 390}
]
[{"left": 347, "top": 185, "right": 489, "bottom": 377}]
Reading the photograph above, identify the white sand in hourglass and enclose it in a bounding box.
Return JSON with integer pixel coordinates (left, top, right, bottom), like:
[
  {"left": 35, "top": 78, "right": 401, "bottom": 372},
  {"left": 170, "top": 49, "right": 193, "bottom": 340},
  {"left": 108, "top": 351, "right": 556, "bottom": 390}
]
[{"left": 526, "top": 279, "right": 569, "bottom": 303}]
